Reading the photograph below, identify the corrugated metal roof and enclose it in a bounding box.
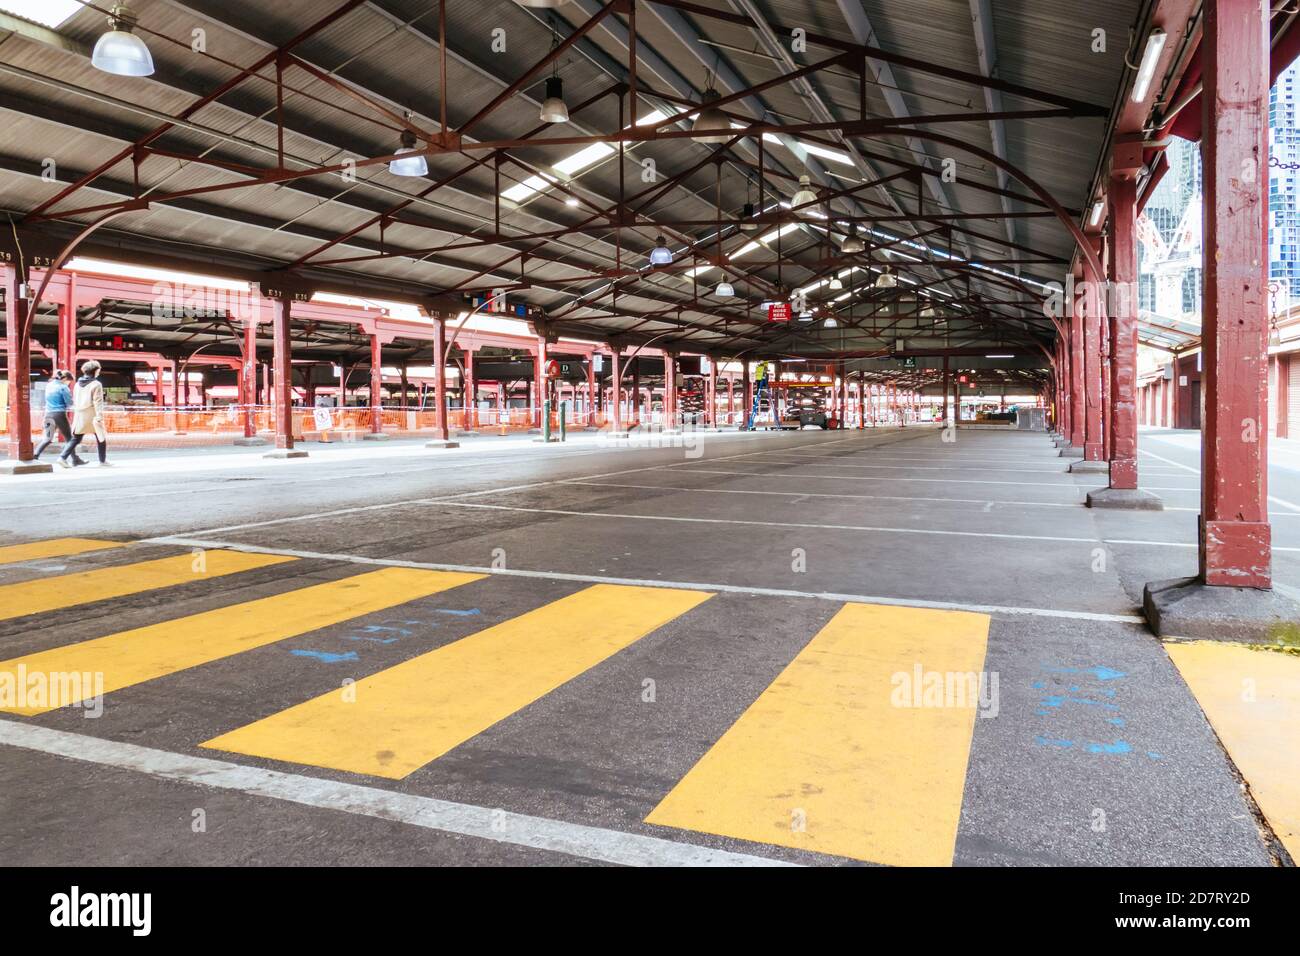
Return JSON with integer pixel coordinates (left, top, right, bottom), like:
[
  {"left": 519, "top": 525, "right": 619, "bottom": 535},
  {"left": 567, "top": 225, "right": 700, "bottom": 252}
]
[{"left": 0, "top": 0, "right": 1151, "bottom": 364}]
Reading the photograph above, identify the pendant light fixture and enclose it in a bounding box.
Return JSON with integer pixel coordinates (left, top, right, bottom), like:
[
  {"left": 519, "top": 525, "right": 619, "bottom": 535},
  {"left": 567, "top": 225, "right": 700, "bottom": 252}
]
[
  {"left": 516, "top": 0, "right": 567, "bottom": 8},
  {"left": 91, "top": 5, "right": 155, "bottom": 77},
  {"left": 875, "top": 266, "right": 897, "bottom": 289},
  {"left": 823, "top": 315, "right": 838, "bottom": 328},
  {"left": 693, "top": 88, "right": 731, "bottom": 143},
  {"left": 539, "top": 18, "right": 569, "bottom": 124},
  {"left": 649, "top": 236, "right": 673, "bottom": 266},
  {"left": 739, "top": 175, "right": 761, "bottom": 232},
  {"left": 389, "top": 127, "right": 428, "bottom": 177},
  {"left": 828, "top": 276, "right": 844, "bottom": 291},
  {"left": 791, "top": 175, "right": 818, "bottom": 209},
  {"left": 841, "top": 223, "right": 864, "bottom": 254},
  {"left": 715, "top": 277, "right": 735, "bottom": 297}
]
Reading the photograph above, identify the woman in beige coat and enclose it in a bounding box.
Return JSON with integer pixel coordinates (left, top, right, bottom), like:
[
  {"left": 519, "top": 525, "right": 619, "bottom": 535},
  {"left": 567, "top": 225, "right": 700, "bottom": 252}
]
[{"left": 59, "top": 360, "right": 110, "bottom": 468}]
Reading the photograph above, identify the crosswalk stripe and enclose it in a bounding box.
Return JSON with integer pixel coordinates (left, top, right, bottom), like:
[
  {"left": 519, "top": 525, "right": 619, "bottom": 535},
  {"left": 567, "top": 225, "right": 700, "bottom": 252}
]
[
  {"left": 1166, "top": 641, "right": 1300, "bottom": 862},
  {"left": 0, "top": 538, "right": 123, "bottom": 566},
  {"left": 0, "top": 550, "right": 293, "bottom": 623},
  {"left": 645, "top": 602, "right": 991, "bottom": 865},
  {"left": 0, "top": 567, "right": 484, "bottom": 716},
  {"left": 202, "top": 583, "right": 713, "bottom": 780}
]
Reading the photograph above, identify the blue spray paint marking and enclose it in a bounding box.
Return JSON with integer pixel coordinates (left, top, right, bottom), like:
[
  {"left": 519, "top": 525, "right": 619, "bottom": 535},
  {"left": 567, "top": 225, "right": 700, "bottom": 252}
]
[
  {"left": 359, "top": 624, "right": 414, "bottom": 636},
  {"left": 434, "top": 608, "right": 482, "bottom": 617},
  {"left": 1031, "top": 681, "right": 1045, "bottom": 689},
  {"left": 290, "top": 649, "right": 359, "bottom": 664},
  {"left": 1108, "top": 717, "right": 1126, "bottom": 727},
  {"left": 1147, "top": 752, "right": 1163, "bottom": 761},
  {"left": 1034, "top": 736, "right": 1074, "bottom": 749},
  {"left": 1044, "top": 665, "right": 1126, "bottom": 681},
  {"left": 345, "top": 636, "right": 399, "bottom": 645},
  {"left": 1086, "top": 740, "right": 1132, "bottom": 755},
  {"left": 1039, "top": 695, "right": 1119, "bottom": 711}
]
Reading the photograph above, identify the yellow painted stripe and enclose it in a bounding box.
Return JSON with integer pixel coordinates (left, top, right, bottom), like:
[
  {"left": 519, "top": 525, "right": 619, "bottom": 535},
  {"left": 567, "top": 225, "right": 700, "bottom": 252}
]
[
  {"left": 1167, "top": 641, "right": 1300, "bottom": 861},
  {"left": 203, "top": 583, "right": 712, "bottom": 779},
  {"left": 0, "top": 538, "right": 123, "bottom": 566},
  {"left": 645, "top": 602, "right": 990, "bottom": 865},
  {"left": 0, "top": 550, "right": 293, "bottom": 622},
  {"left": 0, "top": 567, "right": 483, "bottom": 716}
]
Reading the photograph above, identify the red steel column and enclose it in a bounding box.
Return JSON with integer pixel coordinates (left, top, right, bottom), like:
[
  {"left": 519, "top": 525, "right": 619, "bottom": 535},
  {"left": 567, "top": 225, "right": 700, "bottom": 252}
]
[
  {"left": 241, "top": 320, "right": 257, "bottom": 439},
  {"left": 586, "top": 354, "right": 596, "bottom": 427},
  {"left": 1069, "top": 291, "right": 1086, "bottom": 447},
  {"left": 741, "top": 361, "right": 752, "bottom": 427},
  {"left": 434, "top": 317, "right": 450, "bottom": 442},
  {"left": 663, "top": 352, "right": 677, "bottom": 428},
  {"left": 271, "top": 298, "right": 295, "bottom": 451},
  {"left": 610, "top": 347, "right": 623, "bottom": 432},
  {"left": 1082, "top": 238, "right": 1106, "bottom": 461},
  {"left": 1200, "top": 0, "right": 1272, "bottom": 587},
  {"left": 941, "top": 357, "right": 950, "bottom": 424},
  {"left": 707, "top": 358, "right": 717, "bottom": 428},
  {"left": 57, "top": 289, "right": 77, "bottom": 374},
  {"left": 858, "top": 371, "right": 866, "bottom": 428},
  {"left": 534, "top": 338, "right": 548, "bottom": 428},
  {"left": 3, "top": 265, "right": 34, "bottom": 461},
  {"left": 1106, "top": 157, "right": 1142, "bottom": 489},
  {"left": 369, "top": 333, "right": 383, "bottom": 435},
  {"left": 464, "top": 347, "right": 477, "bottom": 431},
  {"left": 842, "top": 369, "right": 850, "bottom": 427}
]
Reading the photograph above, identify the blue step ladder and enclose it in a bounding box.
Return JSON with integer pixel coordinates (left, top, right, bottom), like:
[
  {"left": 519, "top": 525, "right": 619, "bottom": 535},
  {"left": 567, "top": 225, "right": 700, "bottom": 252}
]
[{"left": 745, "top": 380, "right": 771, "bottom": 431}]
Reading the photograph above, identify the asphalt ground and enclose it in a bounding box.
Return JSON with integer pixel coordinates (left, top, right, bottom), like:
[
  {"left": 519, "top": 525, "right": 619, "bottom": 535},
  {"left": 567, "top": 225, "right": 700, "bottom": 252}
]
[{"left": 0, "top": 425, "right": 1295, "bottom": 866}]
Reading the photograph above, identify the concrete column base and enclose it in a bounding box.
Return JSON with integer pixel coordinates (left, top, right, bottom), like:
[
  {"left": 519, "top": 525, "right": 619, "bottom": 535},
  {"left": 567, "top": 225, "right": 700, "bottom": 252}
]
[
  {"left": 425, "top": 439, "right": 460, "bottom": 450},
  {"left": 1057, "top": 445, "right": 1084, "bottom": 458},
  {"left": 527, "top": 428, "right": 542, "bottom": 434},
  {"left": 1143, "top": 576, "right": 1300, "bottom": 642},
  {"left": 532, "top": 436, "right": 560, "bottom": 443},
  {"left": 455, "top": 430, "right": 479, "bottom": 438},
  {"left": 1086, "top": 487, "right": 1163, "bottom": 510},
  {"left": 233, "top": 436, "right": 268, "bottom": 446},
  {"left": 0, "top": 459, "right": 54, "bottom": 475},
  {"left": 606, "top": 431, "right": 631, "bottom": 439},
  {"left": 1052, "top": 437, "right": 1071, "bottom": 447},
  {"left": 1068, "top": 459, "right": 1109, "bottom": 474},
  {"left": 263, "top": 449, "right": 309, "bottom": 459},
  {"left": 362, "top": 432, "right": 390, "bottom": 441}
]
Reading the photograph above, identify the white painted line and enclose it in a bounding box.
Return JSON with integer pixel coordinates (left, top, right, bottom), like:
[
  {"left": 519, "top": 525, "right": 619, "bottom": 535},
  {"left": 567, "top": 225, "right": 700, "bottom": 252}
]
[
  {"left": 145, "top": 535, "right": 1149, "bottom": 623},
  {"left": 422, "top": 500, "right": 1107, "bottom": 544},
  {"left": 725, "top": 458, "right": 1077, "bottom": 474},
  {"left": 675, "top": 467, "right": 1093, "bottom": 489},
  {"left": 1141, "top": 446, "right": 1300, "bottom": 512},
  {"left": 564, "top": 480, "right": 1083, "bottom": 509},
  {"left": 0, "top": 720, "right": 792, "bottom": 868},
  {"left": 175, "top": 432, "right": 928, "bottom": 538}
]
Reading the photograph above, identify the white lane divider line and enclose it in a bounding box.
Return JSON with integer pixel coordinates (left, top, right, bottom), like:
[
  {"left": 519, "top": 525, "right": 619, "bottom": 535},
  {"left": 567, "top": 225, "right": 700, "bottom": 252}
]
[
  {"left": 1141, "top": 446, "right": 1300, "bottom": 513},
  {"left": 145, "top": 535, "right": 1149, "bottom": 623},
  {"left": 562, "top": 480, "right": 1083, "bottom": 509},
  {"left": 174, "top": 431, "right": 928, "bottom": 538},
  {"left": 0, "top": 720, "right": 793, "bottom": 868}
]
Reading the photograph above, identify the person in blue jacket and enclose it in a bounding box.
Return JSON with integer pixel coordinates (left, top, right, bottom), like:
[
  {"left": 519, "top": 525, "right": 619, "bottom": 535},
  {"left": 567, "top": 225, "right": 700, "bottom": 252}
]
[{"left": 33, "top": 370, "right": 85, "bottom": 464}]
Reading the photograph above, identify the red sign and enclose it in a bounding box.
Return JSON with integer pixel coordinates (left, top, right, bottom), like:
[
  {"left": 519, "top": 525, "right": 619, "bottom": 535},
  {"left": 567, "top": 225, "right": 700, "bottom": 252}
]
[
  {"left": 546, "top": 359, "right": 562, "bottom": 380},
  {"left": 767, "top": 302, "right": 792, "bottom": 323}
]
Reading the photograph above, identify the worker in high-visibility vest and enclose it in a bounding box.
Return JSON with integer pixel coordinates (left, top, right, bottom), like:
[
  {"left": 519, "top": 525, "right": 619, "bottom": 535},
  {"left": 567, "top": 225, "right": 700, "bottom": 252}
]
[{"left": 755, "top": 360, "right": 769, "bottom": 388}]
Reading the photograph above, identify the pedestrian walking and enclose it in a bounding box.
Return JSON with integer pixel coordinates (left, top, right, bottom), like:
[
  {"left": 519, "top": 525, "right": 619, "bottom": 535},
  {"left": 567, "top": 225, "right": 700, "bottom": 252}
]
[
  {"left": 34, "top": 370, "right": 85, "bottom": 464},
  {"left": 60, "top": 360, "right": 110, "bottom": 468}
]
